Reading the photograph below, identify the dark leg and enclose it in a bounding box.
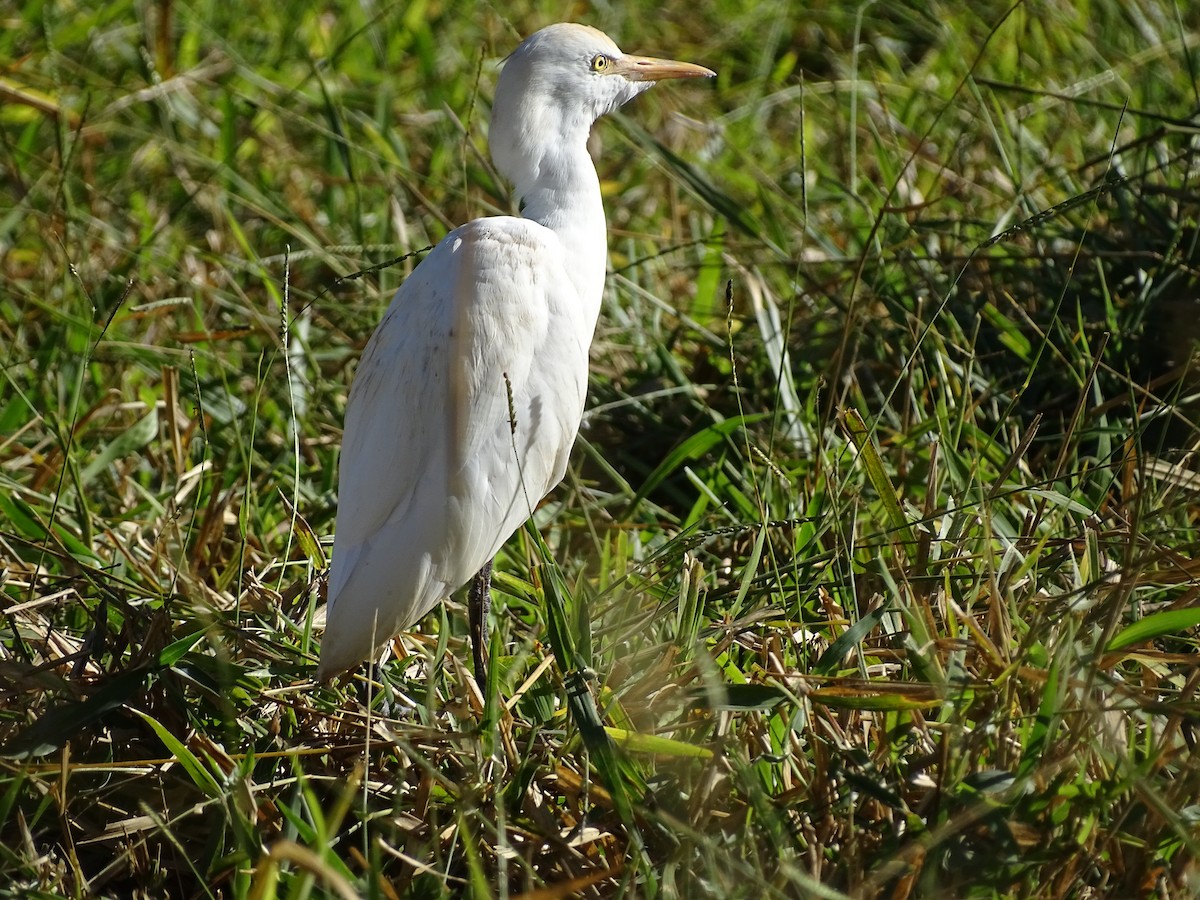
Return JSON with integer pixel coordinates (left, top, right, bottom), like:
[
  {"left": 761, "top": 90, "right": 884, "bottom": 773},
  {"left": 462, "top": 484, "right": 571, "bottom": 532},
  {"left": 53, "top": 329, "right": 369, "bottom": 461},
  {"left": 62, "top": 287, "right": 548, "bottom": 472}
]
[
  {"left": 468, "top": 559, "right": 494, "bottom": 687},
  {"left": 359, "top": 661, "right": 377, "bottom": 709}
]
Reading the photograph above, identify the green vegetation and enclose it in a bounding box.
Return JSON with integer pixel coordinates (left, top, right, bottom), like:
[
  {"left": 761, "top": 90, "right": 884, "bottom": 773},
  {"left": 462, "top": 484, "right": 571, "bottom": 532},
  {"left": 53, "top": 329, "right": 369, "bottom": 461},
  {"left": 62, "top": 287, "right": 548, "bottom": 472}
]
[{"left": 3, "top": 0, "right": 1199, "bottom": 896}]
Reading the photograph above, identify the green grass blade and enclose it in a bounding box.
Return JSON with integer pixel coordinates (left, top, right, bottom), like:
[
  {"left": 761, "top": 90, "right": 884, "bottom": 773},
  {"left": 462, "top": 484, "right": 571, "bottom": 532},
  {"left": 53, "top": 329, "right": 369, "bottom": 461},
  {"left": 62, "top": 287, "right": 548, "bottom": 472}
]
[
  {"left": 1106, "top": 608, "right": 1200, "bottom": 653},
  {"left": 842, "top": 408, "right": 916, "bottom": 549}
]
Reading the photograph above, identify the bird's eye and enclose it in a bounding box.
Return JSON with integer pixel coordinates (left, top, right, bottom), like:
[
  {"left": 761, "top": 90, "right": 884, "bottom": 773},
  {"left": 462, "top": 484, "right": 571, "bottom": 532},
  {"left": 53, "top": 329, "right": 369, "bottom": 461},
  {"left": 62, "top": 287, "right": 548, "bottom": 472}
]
[{"left": 590, "top": 54, "right": 610, "bottom": 72}]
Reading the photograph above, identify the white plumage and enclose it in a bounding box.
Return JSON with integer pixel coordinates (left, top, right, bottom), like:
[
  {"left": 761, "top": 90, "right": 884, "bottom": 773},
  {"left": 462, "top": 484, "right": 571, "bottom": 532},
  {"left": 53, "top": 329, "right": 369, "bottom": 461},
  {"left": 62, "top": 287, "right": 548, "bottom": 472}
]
[{"left": 319, "top": 24, "right": 713, "bottom": 680}]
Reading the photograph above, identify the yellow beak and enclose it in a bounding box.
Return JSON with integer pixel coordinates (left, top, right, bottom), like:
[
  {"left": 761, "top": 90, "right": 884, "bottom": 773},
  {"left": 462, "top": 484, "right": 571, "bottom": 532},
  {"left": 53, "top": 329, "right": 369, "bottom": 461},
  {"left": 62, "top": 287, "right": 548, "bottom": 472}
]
[{"left": 612, "top": 55, "right": 716, "bottom": 82}]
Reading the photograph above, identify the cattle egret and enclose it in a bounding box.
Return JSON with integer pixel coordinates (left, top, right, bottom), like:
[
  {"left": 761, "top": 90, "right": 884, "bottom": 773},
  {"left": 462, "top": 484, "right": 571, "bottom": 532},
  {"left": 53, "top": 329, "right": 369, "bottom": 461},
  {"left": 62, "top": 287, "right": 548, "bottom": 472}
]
[{"left": 318, "top": 24, "right": 714, "bottom": 682}]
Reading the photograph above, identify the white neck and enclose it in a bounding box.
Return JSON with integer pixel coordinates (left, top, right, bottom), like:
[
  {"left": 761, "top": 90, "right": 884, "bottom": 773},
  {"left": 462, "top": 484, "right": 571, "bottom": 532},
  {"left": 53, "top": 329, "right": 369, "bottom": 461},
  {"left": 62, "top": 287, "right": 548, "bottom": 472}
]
[
  {"left": 516, "top": 139, "right": 608, "bottom": 311},
  {"left": 490, "top": 75, "right": 614, "bottom": 311}
]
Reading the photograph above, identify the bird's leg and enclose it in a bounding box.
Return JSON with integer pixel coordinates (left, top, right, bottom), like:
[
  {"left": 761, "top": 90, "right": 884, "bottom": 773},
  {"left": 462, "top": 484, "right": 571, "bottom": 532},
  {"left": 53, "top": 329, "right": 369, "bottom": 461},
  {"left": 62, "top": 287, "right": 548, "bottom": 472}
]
[{"left": 468, "top": 559, "right": 494, "bottom": 687}]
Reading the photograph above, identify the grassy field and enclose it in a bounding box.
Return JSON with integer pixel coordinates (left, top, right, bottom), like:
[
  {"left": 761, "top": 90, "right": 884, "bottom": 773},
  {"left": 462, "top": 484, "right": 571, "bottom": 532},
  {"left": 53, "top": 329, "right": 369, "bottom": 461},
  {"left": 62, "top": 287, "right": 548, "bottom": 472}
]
[{"left": 3, "top": 0, "right": 1200, "bottom": 896}]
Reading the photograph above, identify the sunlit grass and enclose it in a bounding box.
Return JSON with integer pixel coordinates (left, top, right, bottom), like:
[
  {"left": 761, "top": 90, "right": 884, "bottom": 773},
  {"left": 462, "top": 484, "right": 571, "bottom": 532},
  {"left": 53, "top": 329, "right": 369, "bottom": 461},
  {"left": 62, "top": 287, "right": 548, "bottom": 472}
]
[{"left": 3, "top": 0, "right": 1199, "bottom": 896}]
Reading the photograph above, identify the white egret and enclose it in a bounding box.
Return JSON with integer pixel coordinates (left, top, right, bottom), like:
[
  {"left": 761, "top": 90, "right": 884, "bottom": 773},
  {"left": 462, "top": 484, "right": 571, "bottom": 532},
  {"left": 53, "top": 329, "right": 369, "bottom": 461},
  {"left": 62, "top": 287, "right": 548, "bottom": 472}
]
[{"left": 318, "top": 24, "right": 714, "bottom": 681}]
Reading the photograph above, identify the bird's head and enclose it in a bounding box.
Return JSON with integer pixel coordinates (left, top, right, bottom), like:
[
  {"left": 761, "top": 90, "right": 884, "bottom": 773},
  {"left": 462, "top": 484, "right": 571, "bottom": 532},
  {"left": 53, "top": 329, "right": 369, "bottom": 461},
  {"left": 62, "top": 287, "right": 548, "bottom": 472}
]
[{"left": 489, "top": 24, "right": 713, "bottom": 196}]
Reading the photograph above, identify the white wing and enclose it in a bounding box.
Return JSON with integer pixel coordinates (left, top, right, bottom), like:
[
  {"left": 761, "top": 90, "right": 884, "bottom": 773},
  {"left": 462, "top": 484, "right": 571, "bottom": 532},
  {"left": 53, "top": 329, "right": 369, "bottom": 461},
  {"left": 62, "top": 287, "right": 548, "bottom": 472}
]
[{"left": 318, "top": 217, "right": 595, "bottom": 677}]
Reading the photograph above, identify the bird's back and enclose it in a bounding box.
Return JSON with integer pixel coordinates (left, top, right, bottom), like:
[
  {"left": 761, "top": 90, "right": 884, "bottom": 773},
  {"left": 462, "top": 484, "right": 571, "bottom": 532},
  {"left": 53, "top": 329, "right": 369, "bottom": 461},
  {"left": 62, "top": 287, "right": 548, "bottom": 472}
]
[{"left": 319, "top": 216, "right": 599, "bottom": 677}]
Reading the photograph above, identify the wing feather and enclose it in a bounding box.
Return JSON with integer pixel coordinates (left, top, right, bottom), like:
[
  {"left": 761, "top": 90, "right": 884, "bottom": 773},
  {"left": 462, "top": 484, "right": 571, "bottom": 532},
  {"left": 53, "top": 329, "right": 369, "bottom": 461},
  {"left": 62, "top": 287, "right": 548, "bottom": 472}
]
[{"left": 320, "top": 217, "right": 591, "bottom": 676}]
